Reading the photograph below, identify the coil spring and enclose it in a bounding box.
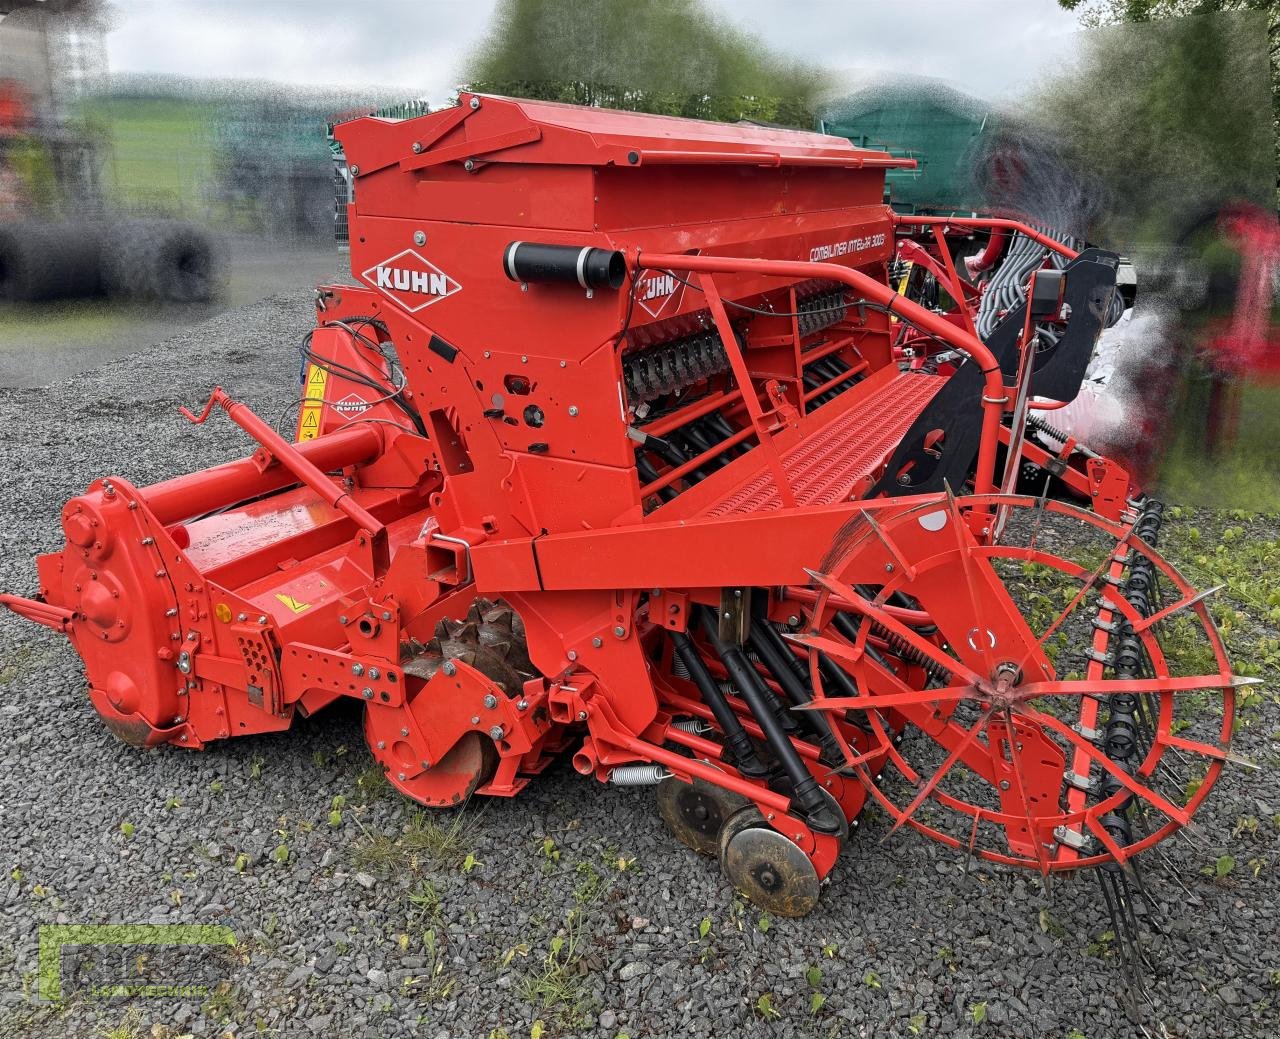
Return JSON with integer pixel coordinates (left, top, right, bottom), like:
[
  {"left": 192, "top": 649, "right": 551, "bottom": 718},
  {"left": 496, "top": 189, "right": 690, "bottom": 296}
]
[
  {"left": 608, "top": 763, "right": 670, "bottom": 786},
  {"left": 876, "top": 625, "right": 951, "bottom": 684},
  {"left": 672, "top": 717, "right": 707, "bottom": 735},
  {"left": 671, "top": 652, "right": 691, "bottom": 680},
  {"left": 1027, "top": 413, "right": 1070, "bottom": 444}
]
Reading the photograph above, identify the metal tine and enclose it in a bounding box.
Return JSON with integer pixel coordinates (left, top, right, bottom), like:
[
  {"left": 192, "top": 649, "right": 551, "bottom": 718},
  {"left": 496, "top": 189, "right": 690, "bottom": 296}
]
[
  {"left": 1099, "top": 870, "right": 1150, "bottom": 1022},
  {"left": 1131, "top": 584, "right": 1225, "bottom": 633},
  {"left": 1025, "top": 473, "right": 1053, "bottom": 553}
]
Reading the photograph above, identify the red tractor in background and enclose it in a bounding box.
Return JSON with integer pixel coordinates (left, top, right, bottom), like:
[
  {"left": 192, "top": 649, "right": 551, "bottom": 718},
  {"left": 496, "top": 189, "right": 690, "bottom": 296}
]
[{"left": 2, "top": 96, "right": 1242, "bottom": 964}]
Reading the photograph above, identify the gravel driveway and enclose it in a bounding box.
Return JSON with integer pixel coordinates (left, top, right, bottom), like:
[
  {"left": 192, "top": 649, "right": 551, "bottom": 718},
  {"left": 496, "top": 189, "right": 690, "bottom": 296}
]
[{"left": 0, "top": 291, "right": 1276, "bottom": 1039}]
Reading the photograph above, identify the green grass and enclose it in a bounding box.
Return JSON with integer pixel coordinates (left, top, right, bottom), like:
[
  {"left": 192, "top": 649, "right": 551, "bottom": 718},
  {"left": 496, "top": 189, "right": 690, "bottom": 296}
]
[
  {"left": 76, "top": 96, "right": 219, "bottom": 216},
  {"left": 0, "top": 302, "right": 142, "bottom": 350},
  {"left": 352, "top": 809, "right": 474, "bottom": 875},
  {"left": 1160, "top": 383, "right": 1280, "bottom": 513}
]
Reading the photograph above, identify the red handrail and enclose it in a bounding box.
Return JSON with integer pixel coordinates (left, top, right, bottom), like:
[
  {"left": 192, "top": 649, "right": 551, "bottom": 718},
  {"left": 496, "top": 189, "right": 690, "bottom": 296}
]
[
  {"left": 637, "top": 252, "right": 1008, "bottom": 497},
  {"left": 895, "top": 215, "right": 1078, "bottom": 261}
]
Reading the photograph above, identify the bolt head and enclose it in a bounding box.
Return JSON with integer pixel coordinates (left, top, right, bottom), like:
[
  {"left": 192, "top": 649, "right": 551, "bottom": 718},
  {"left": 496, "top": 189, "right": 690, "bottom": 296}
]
[
  {"left": 613, "top": 625, "right": 626, "bottom": 638},
  {"left": 567, "top": 650, "right": 578, "bottom": 661},
  {"left": 352, "top": 663, "right": 365, "bottom": 677},
  {"left": 421, "top": 760, "right": 431, "bottom": 769},
  {"left": 488, "top": 725, "right": 504, "bottom": 740},
  {"left": 464, "top": 159, "right": 475, "bottom": 172},
  {"left": 338, "top": 615, "right": 348, "bottom": 626},
  {"left": 483, "top": 694, "right": 498, "bottom": 709},
  {"left": 469, "top": 96, "right": 480, "bottom": 109},
  {"left": 884, "top": 564, "right": 894, "bottom": 573},
  {"left": 381, "top": 610, "right": 393, "bottom": 621},
  {"left": 350, "top": 165, "right": 360, "bottom": 176},
  {"left": 400, "top": 727, "right": 410, "bottom": 737},
  {"left": 517, "top": 699, "right": 529, "bottom": 712},
  {"left": 376, "top": 740, "right": 386, "bottom": 749},
  {"left": 568, "top": 406, "right": 579, "bottom": 417},
  {"left": 362, "top": 687, "right": 374, "bottom": 700},
  {"left": 592, "top": 637, "right": 603, "bottom": 648},
  {"left": 397, "top": 772, "right": 406, "bottom": 781},
  {"left": 470, "top": 715, "right": 480, "bottom": 725},
  {"left": 368, "top": 667, "right": 381, "bottom": 680},
  {"left": 412, "top": 142, "right": 423, "bottom": 153},
  {"left": 576, "top": 710, "right": 588, "bottom": 722},
  {"left": 442, "top": 660, "right": 457, "bottom": 677},
  {"left": 237, "top": 613, "right": 247, "bottom": 622},
  {"left": 787, "top": 615, "right": 800, "bottom": 627}
]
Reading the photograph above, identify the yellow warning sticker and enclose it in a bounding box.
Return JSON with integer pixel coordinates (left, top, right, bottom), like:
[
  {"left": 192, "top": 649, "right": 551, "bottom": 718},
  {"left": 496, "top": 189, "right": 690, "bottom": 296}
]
[
  {"left": 275, "top": 594, "right": 312, "bottom": 614},
  {"left": 891, "top": 261, "right": 914, "bottom": 323},
  {"left": 297, "top": 364, "right": 329, "bottom": 441}
]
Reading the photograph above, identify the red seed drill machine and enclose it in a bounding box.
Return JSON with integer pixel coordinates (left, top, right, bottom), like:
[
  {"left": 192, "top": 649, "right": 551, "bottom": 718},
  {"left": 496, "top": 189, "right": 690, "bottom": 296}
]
[{"left": 2, "top": 96, "right": 1245, "bottom": 930}]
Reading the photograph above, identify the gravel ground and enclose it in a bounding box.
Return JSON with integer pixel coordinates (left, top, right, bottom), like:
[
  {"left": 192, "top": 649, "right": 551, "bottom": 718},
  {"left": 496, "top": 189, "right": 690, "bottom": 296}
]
[{"left": 0, "top": 291, "right": 1277, "bottom": 1039}]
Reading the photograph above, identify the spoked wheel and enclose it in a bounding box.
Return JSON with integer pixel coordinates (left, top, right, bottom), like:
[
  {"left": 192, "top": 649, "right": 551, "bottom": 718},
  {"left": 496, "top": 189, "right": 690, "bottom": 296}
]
[{"left": 792, "top": 491, "right": 1243, "bottom": 872}]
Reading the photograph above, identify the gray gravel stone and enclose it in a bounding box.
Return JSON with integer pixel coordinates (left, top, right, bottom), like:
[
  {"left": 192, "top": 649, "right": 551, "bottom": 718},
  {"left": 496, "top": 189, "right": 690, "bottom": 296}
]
[{"left": 0, "top": 287, "right": 1274, "bottom": 1039}]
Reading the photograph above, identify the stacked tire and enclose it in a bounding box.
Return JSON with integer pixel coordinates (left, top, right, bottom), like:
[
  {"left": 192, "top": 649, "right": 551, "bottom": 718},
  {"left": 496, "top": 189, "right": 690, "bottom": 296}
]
[
  {"left": 0, "top": 222, "right": 101, "bottom": 302},
  {"left": 0, "top": 218, "right": 223, "bottom": 304}
]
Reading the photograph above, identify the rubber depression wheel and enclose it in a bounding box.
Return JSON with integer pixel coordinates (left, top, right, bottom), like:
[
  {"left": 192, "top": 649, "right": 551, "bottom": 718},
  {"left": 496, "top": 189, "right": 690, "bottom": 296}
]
[
  {"left": 656, "top": 773, "right": 750, "bottom": 856},
  {"left": 719, "top": 806, "right": 821, "bottom": 918}
]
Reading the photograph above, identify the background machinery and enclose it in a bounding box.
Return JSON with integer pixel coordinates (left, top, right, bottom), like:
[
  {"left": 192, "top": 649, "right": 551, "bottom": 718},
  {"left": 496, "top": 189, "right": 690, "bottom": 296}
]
[{"left": 0, "top": 0, "right": 221, "bottom": 303}]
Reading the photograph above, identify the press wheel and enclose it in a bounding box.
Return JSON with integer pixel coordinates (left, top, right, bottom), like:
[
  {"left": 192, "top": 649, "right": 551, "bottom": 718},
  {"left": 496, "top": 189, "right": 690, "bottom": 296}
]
[
  {"left": 656, "top": 773, "right": 750, "bottom": 856},
  {"left": 719, "top": 808, "right": 821, "bottom": 918}
]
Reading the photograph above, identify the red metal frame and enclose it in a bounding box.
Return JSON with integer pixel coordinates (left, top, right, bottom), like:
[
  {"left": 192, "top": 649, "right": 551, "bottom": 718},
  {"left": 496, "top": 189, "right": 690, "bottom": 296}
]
[{"left": 0, "top": 94, "right": 1235, "bottom": 904}]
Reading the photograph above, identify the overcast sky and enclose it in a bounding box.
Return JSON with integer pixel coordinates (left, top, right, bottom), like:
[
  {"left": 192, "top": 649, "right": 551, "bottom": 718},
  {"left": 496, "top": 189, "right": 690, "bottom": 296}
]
[{"left": 103, "top": 1, "right": 1083, "bottom": 105}]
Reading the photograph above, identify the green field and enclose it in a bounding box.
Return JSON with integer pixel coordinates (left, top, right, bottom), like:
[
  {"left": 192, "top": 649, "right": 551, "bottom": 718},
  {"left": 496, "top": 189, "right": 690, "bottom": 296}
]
[{"left": 75, "top": 96, "right": 220, "bottom": 218}]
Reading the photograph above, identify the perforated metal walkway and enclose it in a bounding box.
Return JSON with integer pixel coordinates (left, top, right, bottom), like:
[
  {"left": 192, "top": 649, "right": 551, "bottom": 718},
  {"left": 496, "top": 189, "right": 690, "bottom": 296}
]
[{"left": 704, "top": 370, "right": 944, "bottom": 517}]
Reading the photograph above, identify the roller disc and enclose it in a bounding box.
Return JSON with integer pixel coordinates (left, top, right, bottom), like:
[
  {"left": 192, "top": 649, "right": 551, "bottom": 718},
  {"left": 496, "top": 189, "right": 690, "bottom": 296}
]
[
  {"left": 657, "top": 774, "right": 750, "bottom": 857},
  {"left": 721, "top": 819, "right": 821, "bottom": 917},
  {"left": 717, "top": 804, "right": 766, "bottom": 863}
]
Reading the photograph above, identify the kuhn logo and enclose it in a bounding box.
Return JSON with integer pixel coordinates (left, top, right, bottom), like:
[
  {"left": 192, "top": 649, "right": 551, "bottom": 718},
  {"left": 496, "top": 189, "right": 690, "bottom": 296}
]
[
  {"left": 331, "top": 393, "right": 370, "bottom": 420},
  {"left": 635, "top": 269, "right": 685, "bottom": 319},
  {"left": 361, "top": 249, "right": 461, "bottom": 313}
]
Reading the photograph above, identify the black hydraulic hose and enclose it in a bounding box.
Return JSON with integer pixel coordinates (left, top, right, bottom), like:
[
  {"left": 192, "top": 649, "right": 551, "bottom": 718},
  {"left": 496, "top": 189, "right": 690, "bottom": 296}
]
[
  {"left": 749, "top": 621, "right": 845, "bottom": 764},
  {"left": 706, "top": 414, "right": 750, "bottom": 458},
  {"left": 817, "top": 651, "right": 875, "bottom": 734},
  {"left": 679, "top": 424, "right": 729, "bottom": 473},
  {"left": 702, "top": 611, "right": 842, "bottom": 834},
  {"left": 670, "top": 631, "right": 770, "bottom": 779},
  {"left": 645, "top": 432, "right": 711, "bottom": 484},
  {"left": 635, "top": 453, "right": 678, "bottom": 502}
]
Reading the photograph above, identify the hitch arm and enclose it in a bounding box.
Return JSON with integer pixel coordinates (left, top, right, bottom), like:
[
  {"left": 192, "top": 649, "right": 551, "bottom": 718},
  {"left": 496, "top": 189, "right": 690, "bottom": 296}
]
[
  {"left": 181, "top": 387, "right": 389, "bottom": 570},
  {"left": 0, "top": 593, "right": 74, "bottom": 633}
]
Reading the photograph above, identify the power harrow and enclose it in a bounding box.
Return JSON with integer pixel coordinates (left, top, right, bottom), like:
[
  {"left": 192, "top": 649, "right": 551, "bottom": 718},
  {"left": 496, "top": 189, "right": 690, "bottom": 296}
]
[{"left": 2, "top": 97, "right": 1246, "bottom": 956}]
